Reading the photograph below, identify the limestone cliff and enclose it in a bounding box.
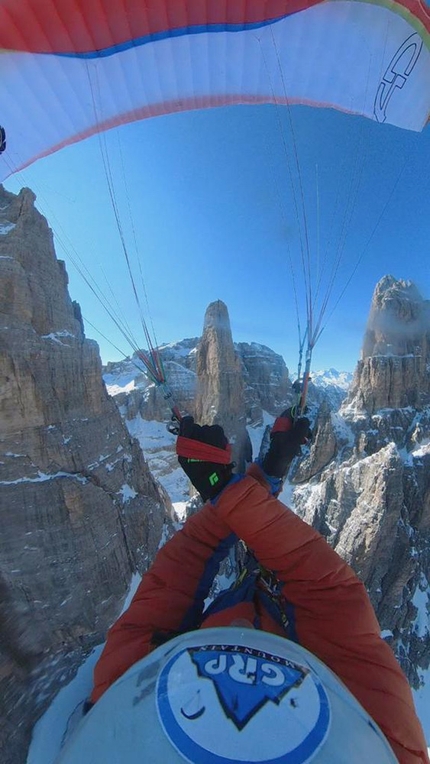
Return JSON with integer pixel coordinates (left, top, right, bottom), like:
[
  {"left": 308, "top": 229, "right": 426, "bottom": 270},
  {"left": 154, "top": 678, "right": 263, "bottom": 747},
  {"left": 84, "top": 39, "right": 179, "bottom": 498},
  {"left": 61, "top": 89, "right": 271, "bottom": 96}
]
[
  {"left": 294, "top": 276, "right": 430, "bottom": 686},
  {"left": 194, "top": 301, "right": 252, "bottom": 471},
  {"left": 0, "top": 186, "right": 170, "bottom": 764},
  {"left": 347, "top": 275, "right": 430, "bottom": 414},
  {"left": 236, "top": 342, "right": 292, "bottom": 424}
]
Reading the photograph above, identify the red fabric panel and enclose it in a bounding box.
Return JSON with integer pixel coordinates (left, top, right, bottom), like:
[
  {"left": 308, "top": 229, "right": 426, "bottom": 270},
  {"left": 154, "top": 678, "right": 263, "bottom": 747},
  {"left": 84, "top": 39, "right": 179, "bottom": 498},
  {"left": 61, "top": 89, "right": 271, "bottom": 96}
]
[
  {"left": 271, "top": 415, "right": 293, "bottom": 433},
  {"left": 0, "top": 0, "right": 428, "bottom": 54},
  {"left": 201, "top": 600, "right": 287, "bottom": 638},
  {"left": 176, "top": 436, "right": 233, "bottom": 464}
]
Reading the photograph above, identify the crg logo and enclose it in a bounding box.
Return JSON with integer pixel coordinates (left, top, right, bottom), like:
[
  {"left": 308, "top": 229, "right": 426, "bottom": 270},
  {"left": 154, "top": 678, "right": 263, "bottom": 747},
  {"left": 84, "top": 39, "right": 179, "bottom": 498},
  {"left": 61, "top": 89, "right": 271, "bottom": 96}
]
[
  {"left": 190, "top": 647, "right": 307, "bottom": 730},
  {"left": 157, "top": 643, "right": 331, "bottom": 764}
]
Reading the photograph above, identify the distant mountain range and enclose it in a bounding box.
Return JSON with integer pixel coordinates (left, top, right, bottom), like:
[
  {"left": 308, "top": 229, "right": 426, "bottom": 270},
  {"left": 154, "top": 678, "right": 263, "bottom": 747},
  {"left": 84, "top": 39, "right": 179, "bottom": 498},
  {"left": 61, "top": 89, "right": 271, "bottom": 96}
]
[{"left": 103, "top": 340, "right": 353, "bottom": 410}]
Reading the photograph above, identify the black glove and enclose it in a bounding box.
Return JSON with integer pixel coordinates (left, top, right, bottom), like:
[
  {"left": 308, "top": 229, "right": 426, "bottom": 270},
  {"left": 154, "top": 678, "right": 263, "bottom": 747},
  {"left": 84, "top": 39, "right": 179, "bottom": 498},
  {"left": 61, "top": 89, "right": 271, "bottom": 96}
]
[
  {"left": 176, "top": 416, "right": 234, "bottom": 501},
  {"left": 262, "top": 408, "right": 311, "bottom": 479}
]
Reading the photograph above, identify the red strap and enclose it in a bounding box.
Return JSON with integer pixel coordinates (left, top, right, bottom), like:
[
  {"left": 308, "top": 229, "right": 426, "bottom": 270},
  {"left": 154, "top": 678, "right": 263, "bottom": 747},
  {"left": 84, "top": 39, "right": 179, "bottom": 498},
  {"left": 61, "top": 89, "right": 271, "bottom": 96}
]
[
  {"left": 176, "top": 436, "right": 232, "bottom": 464},
  {"left": 271, "top": 416, "right": 293, "bottom": 434}
]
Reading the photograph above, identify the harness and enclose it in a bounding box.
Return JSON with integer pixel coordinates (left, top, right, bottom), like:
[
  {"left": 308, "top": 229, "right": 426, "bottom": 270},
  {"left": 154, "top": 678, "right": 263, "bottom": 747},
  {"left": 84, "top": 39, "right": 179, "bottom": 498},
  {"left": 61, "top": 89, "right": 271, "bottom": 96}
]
[
  {"left": 203, "top": 544, "right": 292, "bottom": 637},
  {"left": 236, "top": 549, "right": 290, "bottom": 634}
]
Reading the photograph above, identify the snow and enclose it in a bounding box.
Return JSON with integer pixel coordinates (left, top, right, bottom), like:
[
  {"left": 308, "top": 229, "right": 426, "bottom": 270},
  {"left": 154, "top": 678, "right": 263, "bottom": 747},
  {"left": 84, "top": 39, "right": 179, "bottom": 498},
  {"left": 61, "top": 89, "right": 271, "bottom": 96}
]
[
  {"left": 399, "top": 446, "right": 414, "bottom": 466},
  {"left": 103, "top": 362, "right": 148, "bottom": 396},
  {"left": 26, "top": 646, "right": 104, "bottom": 764},
  {"left": 1, "top": 471, "right": 87, "bottom": 486},
  {"left": 103, "top": 366, "right": 141, "bottom": 395},
  {"left": 278, "top": 480, "right": 296, "bottom": 510},
  {"left": 340, "top": 399, "right": 367, "bottom": 418},
  {"left": 122, "top": 573, "right": 141, "bottom": 609},
  {"left": 0, "top": 221, "right": 16, "bottom": 235},
  {"left": 411, "top": 575, "right": 430, "bottom": 638},
  {"left": 293, "top": 480, "right": 325, "bottom": 518},
  {"left": 126, "top": 415, "right": 175, "bottom": 450},
  {"left": 412, "top": 441, "right": 430, "bottom": 460},
  {"left": 399, "top": 439, "right": 430, "bottom": 467},
  {"left": 246, "top": 411, "right": 274, "bottom": 459},
  {"left": 172, "top": 500, "right": 189, "bottom": 522},
  {"left": 157, "top": 523, "right": 171, "bottom": 550},
  {"left": 330, "top": 412, "right": 355, "bottom": 446},
  {"left": 0, "top": 254, "right": 14, "bottom": 258},
  {"left": 158, "top": 341, "right": 195, "bottom": 358},
  {"left": 312, "top": 369, "right": 353, "bottom": 390},
  {"left": 41, "top": 332, "right": 75, "bottom": 345},
  {"left": 118, "top": 483, "right": 137, "bottom": 502},
  {"left": 125, "top": 415, "right": 190, "bottom": 502},
  {"left": 158, "top": 466, "right": 190, "bottom": 503},
  {"left": 105, "top": 379, "right": 136, "bottom": 395}
]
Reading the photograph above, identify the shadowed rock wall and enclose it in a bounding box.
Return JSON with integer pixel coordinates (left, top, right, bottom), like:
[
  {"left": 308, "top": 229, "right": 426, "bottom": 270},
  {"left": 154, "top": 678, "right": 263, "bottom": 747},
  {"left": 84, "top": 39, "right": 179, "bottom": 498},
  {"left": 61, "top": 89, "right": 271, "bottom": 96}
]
[{"left": 0, "top": 187, "right": 170, "bottom": 763}]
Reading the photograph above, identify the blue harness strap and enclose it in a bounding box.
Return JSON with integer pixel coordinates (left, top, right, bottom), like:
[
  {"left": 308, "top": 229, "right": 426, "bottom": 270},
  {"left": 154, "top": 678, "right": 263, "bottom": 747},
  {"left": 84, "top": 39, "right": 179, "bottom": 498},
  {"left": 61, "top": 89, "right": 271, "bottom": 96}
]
[
  {"left": 179, "top": 532, "right": 238, "bottom": 633},
  {"left": 201, "top": 550, "right": 296, "bottom": 640}
]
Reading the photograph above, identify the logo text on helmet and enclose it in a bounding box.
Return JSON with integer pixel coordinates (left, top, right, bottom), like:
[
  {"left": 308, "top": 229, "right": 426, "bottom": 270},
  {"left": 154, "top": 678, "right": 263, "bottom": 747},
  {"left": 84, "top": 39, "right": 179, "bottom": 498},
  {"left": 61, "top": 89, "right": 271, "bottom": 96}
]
[{"left": 157, "top": 642, "right": 331, "bottom": 763}]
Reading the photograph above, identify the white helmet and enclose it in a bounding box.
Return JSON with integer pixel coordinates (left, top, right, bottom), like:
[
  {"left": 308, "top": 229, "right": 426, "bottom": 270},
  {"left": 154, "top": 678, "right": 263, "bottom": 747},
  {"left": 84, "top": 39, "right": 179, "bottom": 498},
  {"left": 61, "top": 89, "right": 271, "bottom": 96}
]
[{"left": 57, "top": 627, "right": 397, "bottom": 763}]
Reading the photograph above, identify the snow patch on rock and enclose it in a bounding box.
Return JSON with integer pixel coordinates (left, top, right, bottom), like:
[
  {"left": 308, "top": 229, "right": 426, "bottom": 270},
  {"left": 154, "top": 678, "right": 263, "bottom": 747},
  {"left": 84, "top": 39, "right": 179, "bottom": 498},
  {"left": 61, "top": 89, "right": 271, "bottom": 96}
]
[
  {"left": 119, "top": 483, "right": 138, "bottom": 502},
  {"left": 0, "top": 221, "right": 16, "bottom": 235}
]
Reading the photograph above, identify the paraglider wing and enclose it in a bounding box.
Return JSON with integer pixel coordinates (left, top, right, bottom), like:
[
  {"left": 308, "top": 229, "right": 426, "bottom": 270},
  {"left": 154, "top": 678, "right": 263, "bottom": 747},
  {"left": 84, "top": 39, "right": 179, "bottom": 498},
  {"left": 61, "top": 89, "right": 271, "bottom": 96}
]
[{"left": 0, "top": 0, "right": 429, "bottom": 180}]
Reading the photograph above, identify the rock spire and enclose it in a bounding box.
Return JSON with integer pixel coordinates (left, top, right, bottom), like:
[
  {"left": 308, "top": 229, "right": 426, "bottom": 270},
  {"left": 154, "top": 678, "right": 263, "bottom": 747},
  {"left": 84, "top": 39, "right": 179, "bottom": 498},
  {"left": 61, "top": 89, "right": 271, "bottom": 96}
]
[
  {"left": 345, "top": 276, "right": 430, "bottom": 414},
  {"left": 195, "top": 300, "right": 252, "bottom": 470}
]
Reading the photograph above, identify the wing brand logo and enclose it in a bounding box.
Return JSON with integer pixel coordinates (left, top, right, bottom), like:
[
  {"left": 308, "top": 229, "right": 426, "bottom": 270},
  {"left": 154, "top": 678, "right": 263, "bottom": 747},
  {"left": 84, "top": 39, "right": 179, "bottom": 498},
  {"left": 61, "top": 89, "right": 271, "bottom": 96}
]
[
  {"left": 374, "top": 33, "right": 423, "bottom": 123},
  {"left": 157, "top": 643, "right": 331, "bottom": 763}
]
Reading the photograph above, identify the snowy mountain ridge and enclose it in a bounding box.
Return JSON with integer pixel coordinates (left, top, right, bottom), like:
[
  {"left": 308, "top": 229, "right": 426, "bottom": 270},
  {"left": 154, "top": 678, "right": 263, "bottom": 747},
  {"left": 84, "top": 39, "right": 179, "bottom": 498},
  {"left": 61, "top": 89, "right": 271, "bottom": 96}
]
[
  {"left": 103, "top": 342, "right": 352, "bottom": 405},
  {"left": 311, "top": 368, "right": 353, "bottom": 391}
]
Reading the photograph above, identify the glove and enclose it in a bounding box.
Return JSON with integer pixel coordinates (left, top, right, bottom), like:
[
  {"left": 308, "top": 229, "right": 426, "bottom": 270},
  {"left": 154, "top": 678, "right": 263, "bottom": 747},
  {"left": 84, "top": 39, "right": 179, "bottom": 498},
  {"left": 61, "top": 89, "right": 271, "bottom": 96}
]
[
  {"left": 176, "top": 416, "right": 234, "bottom": 501},
  {"left": 262, "top": 408, "right": 311, "bottom": 480}
]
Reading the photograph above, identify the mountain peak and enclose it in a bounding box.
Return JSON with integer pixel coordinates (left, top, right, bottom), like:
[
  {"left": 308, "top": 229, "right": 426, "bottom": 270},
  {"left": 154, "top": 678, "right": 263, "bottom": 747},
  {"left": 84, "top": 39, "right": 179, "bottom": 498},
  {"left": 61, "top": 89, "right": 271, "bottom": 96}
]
[
  {"left": 345, "top": 276, "right": 430, "bottom": 414},
  {"left": 202, "top": 299, "right": 231, "bottom": 332},
  {"left": 195, "top": 301, "right": 251, "bottom": 470},
  {"left": 363, "top": 276, "right": 429, "bottom": 360}
]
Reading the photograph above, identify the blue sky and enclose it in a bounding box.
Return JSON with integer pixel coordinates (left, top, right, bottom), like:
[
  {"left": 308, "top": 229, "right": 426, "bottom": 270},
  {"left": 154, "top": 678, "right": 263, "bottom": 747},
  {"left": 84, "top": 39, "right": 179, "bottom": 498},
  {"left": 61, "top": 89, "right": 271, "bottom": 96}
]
[{"left": 4, "top": 102, "right": 430, "bottom": 373}]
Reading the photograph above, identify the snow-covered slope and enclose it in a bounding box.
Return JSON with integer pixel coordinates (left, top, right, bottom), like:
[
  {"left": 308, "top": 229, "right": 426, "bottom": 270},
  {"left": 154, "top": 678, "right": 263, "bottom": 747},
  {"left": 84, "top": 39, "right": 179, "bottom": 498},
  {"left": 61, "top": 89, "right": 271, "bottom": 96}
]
[{"left": 311, "top": 368, "right": 353, "bottom": 391}]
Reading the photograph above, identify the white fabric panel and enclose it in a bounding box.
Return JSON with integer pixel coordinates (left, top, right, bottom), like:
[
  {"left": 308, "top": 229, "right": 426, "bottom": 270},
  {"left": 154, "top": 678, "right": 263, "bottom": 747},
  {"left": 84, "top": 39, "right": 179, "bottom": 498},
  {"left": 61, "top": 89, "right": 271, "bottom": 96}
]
[{"left": 0, "top": 2, "right": 429, "bottom": 179}]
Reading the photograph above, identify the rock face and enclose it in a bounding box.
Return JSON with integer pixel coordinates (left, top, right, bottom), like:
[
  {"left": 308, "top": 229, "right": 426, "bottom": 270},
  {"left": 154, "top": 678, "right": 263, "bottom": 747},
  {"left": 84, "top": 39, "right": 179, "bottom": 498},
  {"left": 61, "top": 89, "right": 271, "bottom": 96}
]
[
  {"left": 104, "top": 338, "right": 199, "bottom": 424},
  {"left": 346, "top": 275, "right": 430, "bottom": 414},
  {"left": 236, "top": 342, "right": 291, "bottom": 424},
  {"left": 195, "top": 301, "right": 252, "bottom": 471},
  {"left": 291, "top": 400, "right": 338, "bottom": 483},
  {"left": 0, "top": 187, "right": 170, "bottom": 764},
  {"left": 294, "top": 276, "right": 430, "bottom": 686},
  {"left": 108, "top": 339, "right": 295, "bottom": 425}
]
